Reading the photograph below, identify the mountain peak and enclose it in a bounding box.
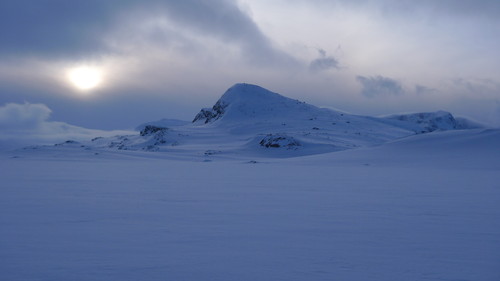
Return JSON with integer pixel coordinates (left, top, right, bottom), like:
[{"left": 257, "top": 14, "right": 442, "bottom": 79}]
[
  {"left": 219, "top": 83, "right": 283, "bottom": 103},
  {"left": 193, "top": 83, "right": 318, "bottom": 124}
]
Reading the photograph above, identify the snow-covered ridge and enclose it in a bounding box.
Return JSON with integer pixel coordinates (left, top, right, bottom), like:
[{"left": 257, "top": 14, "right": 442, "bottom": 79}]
[
  {"left": 20, "top": 83, "right": 483, "bottom": 158},
  {"left": 384, "top": 110, "right": 482, "bottom": 133}
]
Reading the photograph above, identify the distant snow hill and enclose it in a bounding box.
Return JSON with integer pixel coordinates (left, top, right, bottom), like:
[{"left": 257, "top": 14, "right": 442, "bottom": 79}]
[{"left": 27, "top": 83, "right": 483, "bottom": 158}]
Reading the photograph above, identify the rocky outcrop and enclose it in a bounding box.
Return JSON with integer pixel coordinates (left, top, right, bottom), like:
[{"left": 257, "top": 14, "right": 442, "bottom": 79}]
[
  {"left": 192, "top": 100, "right": 228, "bottom": 124},
  {"left": 259, "top": 134, "right": 301, "bottom": 149},
  {"left": 140, "top": 125, "right": 168, "bottom": 136}
]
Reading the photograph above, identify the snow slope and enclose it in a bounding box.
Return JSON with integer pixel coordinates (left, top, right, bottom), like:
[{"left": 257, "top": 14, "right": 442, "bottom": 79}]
[{"left": 1, "top": 128, "right": 499, "bottom": 281}]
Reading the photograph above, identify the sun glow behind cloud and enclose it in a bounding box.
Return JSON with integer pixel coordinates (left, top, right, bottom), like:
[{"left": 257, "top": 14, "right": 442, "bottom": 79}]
[{"left": 67, "top": 66, "right": 103, "bottom": 91}]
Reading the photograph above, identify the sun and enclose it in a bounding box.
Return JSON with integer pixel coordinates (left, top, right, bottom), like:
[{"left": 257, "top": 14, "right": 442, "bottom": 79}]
[{"left": 67, "top": 66, "right": 103, "bottom": 91}]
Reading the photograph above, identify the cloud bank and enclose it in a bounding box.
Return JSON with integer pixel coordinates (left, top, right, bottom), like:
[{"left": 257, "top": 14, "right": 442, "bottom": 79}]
[
  {"left": 0, "top": 103, "right": 133, "bottom": 150},
  {"left": 0, "top": 103, "right": 52, "bottom": 130}
]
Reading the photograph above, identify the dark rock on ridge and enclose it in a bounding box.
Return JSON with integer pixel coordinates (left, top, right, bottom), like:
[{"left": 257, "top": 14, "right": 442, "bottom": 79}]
[
  {"left": 259, "top": 134, "right": 301, "bottom": 149},
  {"left": 140, "top": 125, "right": 168, "bottom": 136}
]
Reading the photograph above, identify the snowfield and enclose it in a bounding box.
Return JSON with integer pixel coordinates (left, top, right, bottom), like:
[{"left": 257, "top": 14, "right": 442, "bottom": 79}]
[{"left": 1, "top": 84, "right": 499, "bottom": 281}]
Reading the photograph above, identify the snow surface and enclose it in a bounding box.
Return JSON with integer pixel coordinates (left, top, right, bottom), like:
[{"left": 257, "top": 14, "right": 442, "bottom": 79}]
[
  {"left": 1, "top": 83, "right": 498, "bottom": 280},
  {"left": 1, "top": 128, "right": 499, "bottom": 281}
]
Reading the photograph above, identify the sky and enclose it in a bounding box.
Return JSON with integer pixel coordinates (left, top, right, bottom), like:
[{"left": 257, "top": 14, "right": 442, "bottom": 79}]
[{"left": 1, "top": 0, "right": 500, "bottom": 136}]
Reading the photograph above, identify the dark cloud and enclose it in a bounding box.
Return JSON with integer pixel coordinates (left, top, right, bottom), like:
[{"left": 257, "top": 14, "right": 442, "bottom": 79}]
[
  {"left": 309, "top": 49, "right": 339, "bottom": 73},
  {"left": 356, "top": 75, "right": 404, "bottom": 98},
  {"left": 0, "top": 0, "right": 294, "bottom": 65},
  {"left": 0, "top": 0, "right": 122, "bottom": 58},
  {"left": 159, "top": 0, "right": 292, "bottom": 65}
]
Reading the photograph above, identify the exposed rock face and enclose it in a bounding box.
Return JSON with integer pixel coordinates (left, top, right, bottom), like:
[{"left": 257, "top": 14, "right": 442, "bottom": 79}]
[
  {"left": 259, "top": 134, "right": 301, "bottom": 149},
  {"left": 192, "top": 100, "right": 228, "bottom": 124},
  {"left": 192, "top": 108, "right": 214, "bottom": 124},
  {"left": 140, "top": 125, "right": 168, "bottom": 136},
  {"left": 143, "top": 126, "right": 169, "bottom": 146},
  {"left": 97, "top": 126, "right": 172, "bottom": 151}
]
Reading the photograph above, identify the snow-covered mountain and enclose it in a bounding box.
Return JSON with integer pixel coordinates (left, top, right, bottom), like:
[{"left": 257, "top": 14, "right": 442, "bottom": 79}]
[
  {"left": 192, "top": 83, "right": 327, "bottom": 124},
  {"left": 383, "top": 111, "right": 482, "bottom": 134},
  {"left": 23, "top": 83, "right": 482, "bottom": 158}
]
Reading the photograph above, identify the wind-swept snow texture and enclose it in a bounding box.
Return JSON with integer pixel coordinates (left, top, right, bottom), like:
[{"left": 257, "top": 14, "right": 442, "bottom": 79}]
[{"left": 1, "top": 128, "right": 500, "bottom": 281}]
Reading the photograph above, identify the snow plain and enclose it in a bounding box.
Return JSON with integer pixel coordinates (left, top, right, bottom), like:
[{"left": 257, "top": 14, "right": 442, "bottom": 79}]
[
  {"left": 1, "top": 84, "right": 499, "bottom": 280},
  {"left": 1, "top": 128, "right": 499, "bottom": 281}
]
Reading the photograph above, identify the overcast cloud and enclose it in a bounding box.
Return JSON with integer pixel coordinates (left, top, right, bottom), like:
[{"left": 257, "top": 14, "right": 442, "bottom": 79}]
[
  {"left": 0, "top": 0, "right": 294, "bottom": 65},
  {"left": 0, "top": 0, "right": 499, "bottom": 130}
]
